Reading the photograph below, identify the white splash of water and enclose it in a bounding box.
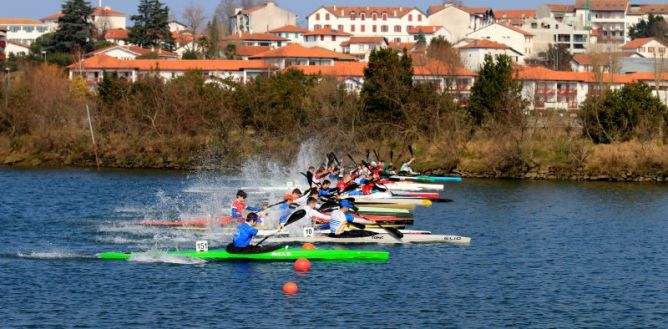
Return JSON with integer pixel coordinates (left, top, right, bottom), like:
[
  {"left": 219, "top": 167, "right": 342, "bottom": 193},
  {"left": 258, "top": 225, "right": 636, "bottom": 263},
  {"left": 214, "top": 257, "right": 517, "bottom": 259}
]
[
  {"left": 17, "top": 251, "right": 93, "bottom": 260},
  {"left": 128, "top": 250, "right": 207, "bottom": 265}
]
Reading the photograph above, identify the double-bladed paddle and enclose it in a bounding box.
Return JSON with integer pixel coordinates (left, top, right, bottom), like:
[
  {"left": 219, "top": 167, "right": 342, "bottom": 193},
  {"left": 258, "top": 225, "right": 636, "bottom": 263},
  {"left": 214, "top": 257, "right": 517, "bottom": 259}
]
[
  {"left": 255, "top": 209, "right": 306, "bottom": 246},
  {"left": 354, "top": 212, "right": 403, "bottom": 239}
]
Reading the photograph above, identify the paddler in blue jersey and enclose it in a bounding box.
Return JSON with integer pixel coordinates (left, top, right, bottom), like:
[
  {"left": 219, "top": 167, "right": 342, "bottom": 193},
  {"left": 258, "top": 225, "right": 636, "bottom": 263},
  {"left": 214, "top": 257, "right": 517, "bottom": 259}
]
[
  {"left": 318, "top": 180, "right": 335, "bottom": 200},
  {"left": 328, "top": 200, "right": 375, "bottom": 238},
  {"left": 227, "top": 212, "right": 281, "bottom": 254}
]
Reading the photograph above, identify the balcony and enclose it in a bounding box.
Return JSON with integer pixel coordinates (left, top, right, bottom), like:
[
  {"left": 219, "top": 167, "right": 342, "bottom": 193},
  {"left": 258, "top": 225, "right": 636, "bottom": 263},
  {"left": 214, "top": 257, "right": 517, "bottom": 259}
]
[
  {"left": 535, "top": 88, "right": 556, "bottom": 95},
  {"left": 558, "top": 88, "right": 577, "bottom": 95}
]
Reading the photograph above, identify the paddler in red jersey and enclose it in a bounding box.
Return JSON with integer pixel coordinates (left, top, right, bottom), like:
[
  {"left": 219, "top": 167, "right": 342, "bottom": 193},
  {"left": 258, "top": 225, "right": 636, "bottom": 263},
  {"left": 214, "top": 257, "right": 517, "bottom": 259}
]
[{"left": 231, "top": 190, "right": 264, "bottom": 219}]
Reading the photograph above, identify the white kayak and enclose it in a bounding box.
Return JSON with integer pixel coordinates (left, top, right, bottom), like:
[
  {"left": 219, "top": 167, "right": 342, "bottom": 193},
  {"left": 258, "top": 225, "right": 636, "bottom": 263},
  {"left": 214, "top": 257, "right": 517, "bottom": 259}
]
[
  {"left": 343, "top": 192, "right": 432, "bottom": 206},
  {"left": 261, "top": 234, "right": 471, "bottom": 245},
  {"left": 381, "top": 181, "right": 444, "bottom": 191}
]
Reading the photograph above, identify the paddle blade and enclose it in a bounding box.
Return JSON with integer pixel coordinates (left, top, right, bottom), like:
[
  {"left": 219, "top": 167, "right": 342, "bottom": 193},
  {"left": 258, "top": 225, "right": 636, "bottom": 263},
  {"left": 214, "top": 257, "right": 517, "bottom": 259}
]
[
  {"left": 347, "top": 153, "right": 357, "bottom": 165},
  {"left": 408, "top": 145, "right": 414, "bottom": 157},
  {"left": 390, "top": 149, "right": 394, "bottom": 162},
  {"left": 285, "top": 209, "right": 307, "bottom": 226},
  {"left": 365, "top": 149, "right": 370, "bottom": 162},
  {"left": 348, "top": 222, "right": 366, "bottom": 230},
  {"left": 434, "top": 198, "right": 454, "bottom": 203},
  {"left": 384, "top": 226, "right": 404, "bottom": 239},
  {"left": 342, "top": 183, "right": 359, "bottom": 193},
  {"left": 373, "top": 149, "right": 380, "bottom": 161}
]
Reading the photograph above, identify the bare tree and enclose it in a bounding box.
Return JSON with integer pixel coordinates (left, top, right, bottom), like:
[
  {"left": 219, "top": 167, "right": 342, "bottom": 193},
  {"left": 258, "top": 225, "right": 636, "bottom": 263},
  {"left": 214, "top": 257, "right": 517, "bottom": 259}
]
[
  {"left": 215, "top": 0, "right": 238, "bottom": 35},
  {"left": 182, "top": 3, "right": 207, "bottom": 36},
  {"left": 240, "top": 0, "right": 257, "bottom": 9}
]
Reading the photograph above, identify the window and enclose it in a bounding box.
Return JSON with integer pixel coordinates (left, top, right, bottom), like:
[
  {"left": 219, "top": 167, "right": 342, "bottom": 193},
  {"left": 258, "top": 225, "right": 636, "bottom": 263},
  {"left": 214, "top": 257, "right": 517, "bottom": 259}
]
[
  {"left": 23, "top": 25, "right": 35, "bottom": 32},
  {"left": 324, "top": 24, "right": 330, "bottom": 28},
  {"left": 639, "top": 47, "right": 645, "bottom": 52},
  {"left": 373, "top": 25, "right": 377, "bottom": 32},
  {"left": 350, "top": 12, "right": 356, "bottom": 20},
  {"left": 407, "top": 25, "right": 413, "bottom": 32},
  {"left": 531, "top": 22, "right": 537, "bottom": 28},
  {"left": 394, "top": 37, "right": 401, "bottom": 43},
  {"left": 338, "top": 25, "right": 344, "bottom": 31},
  {"left": 361, "top": 13, "right": 366, "bottom": 21},
  {"left": 418, "top": 15, "right": 422, "bottom": 22},
  {"left": 361, "top": 25, "right": 365, "bottom": 32},
  {"left": 649, "top": 47, "right": 655, "bottom": 53},
  {"left": 316, "top": 13, "right": 320, "bottom": 20},
  {"left": 320, "top": 35, "right": 324, "bottom": 41},
  {"left": 382, "top": 13, "right": 388, "bottom": 21},
  {"left": 314, "top": 24, "right": 321, "bottom": 29},
  {"left": 10, "top": 26, "right": 20, "bottom": 32},
  {"left": 37, "top": 26, "right": 47, "bottom": 33},
  {"left": 372, "top": 13, "right": 377, "bottom": 21},
  {"left": 351, "top": 25, "right": 356, "bottom": 32},
  {"left": 381, "top": 25, "right": 388, "bottom": 32},
  {"left": 394, "top": 25, "right": 402, "bottom": 32},
  {"left": 408, "top": 14, "right": 413, "bottom": 22},
  {"left": 325, "top": 13, "right": 330, "bottom": 20},
  {"left": 332, "top": 35, "right": 336, "bottom": 41},
  {"left": 660, "top": 47, "right": 665, "bottom": 54}
]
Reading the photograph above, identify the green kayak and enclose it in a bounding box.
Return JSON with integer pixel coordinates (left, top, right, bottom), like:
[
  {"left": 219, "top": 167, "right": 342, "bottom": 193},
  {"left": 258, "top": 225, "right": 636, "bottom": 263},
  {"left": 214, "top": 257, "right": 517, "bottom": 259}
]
[{"left": 98, "top": 247, "right": 390, "bottom": 262}]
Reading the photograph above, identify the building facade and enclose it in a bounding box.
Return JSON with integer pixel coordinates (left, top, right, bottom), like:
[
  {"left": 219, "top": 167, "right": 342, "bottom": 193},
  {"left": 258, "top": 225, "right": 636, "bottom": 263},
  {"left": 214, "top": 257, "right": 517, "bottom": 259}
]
[
  {"left": 465, "top": 23, "right": 535, "bottom": 60},
  {"left": 0, "top": 18, "right": 50, "bottom": 45},
  {"left": 231, "top": 1, "right": 297, "bottom": 34},
  {"left": 307, "top": 6, "right": 429, "bottom": 43},
  {"left": 522, "top": 17, "right": 592, "bottom": 54}
]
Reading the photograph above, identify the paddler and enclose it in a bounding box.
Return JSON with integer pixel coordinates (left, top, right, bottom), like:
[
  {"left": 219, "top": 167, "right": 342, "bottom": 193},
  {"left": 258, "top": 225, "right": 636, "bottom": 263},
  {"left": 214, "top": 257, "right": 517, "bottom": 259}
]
[
  {"left": 328, "top": 200, "right": 375, "bottom": 238},
  {"left": 226, "top": 212, "right": 263, "bottom": 253},
  {"left": 279, "top": 197, "right": 330, "bottom": 234},
  {"left": 400, "top": 158, "right": 418, "bottom": 175},
  {"left": 318, "top": 180, "right": 335, "bottom": 200},
  {"left": 231, "top": 190, "right": 264, "bottom": 219}
]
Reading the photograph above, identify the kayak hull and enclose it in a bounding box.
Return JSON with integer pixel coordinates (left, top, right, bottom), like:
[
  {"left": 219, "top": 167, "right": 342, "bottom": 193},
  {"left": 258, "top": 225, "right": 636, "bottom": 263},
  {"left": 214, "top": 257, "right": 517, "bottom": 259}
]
[
  {"left": 392, "top": 175, "right": 462, "bottom": 183},
  {"left": 263, "top": 234, "right": 471, "bottom": 245},
  {"left": 98, "top": 248, "right": 389, "bottom": 261}
]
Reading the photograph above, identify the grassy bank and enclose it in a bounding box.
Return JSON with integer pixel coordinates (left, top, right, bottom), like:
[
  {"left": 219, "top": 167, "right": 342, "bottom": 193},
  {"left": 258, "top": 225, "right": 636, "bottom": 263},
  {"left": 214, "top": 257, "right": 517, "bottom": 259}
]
[{"left": 2, "top": 61, "right": 668, "bottom": 182}]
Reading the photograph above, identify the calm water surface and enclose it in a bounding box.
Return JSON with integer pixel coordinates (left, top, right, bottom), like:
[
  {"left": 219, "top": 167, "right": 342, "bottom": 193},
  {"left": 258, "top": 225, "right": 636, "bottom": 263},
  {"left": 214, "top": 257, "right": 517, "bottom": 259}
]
[{"left": 1, "top": 168, "right": 667, "bottom": 328}]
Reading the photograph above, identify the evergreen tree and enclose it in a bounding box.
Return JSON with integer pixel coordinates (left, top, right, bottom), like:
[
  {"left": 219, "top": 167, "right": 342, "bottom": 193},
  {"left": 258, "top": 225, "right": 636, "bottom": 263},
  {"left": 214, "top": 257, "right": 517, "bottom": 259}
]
[
  {"left": 52, "top": 0, "right": 94, "bottom": 53},
  {"left": 205, "top": 16, "right": 221, "bottom": 59},
  {"left": 416, "top": 31, "right": 427, "bottom": 46},
  {"left": 129, "top": 0, "right": 175, "bottom": 50},
  {"left": 362, "top": 48, "right": 414, "bottom": 121},
  {"left": 468, "top": 54, "right": 525, "bottom": 126},
  {"left": 544, "top": 43, "right": 573, "bottom": 71},
  {"left": 629, "top": 14, "right": 668, "bottom": 40}
]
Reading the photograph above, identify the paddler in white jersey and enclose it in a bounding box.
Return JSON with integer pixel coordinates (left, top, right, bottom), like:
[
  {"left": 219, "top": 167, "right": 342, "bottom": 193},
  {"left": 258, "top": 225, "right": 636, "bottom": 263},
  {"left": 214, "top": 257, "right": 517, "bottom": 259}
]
[
  {"left": 328, "top": 200, "right": 375, "bottom": 238},
  {"left": 279, "top": 197, "right": 330, "bottom": 236},
  {"left": 400, "top": 158, "right": 418, "bottom": 175}
]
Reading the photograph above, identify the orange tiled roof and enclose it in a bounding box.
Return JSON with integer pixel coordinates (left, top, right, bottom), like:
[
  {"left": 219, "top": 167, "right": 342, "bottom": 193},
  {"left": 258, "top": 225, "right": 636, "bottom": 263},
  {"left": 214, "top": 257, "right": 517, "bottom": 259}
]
[
  {"left": 498, "top": 23, "right": 534, "bottom": 37},
  {"left": 172, "top": 32, "right": 195, "bottom": 44},
  {"left": 388, "top": 42, "right": 417, "bottom": 50},
  {"left": 460, "top": 7, "right": 492, "bottom": 15},
  {"left": 250, "top": 44, "right": 357, "bottom": 60},
  {"left": 269, "top": 25, "right": 309, "bottom": 33},
  {"left": 621, "top": 37, "right": 663, "bottom": 49},
  {"left": 495, "top": 10, "right": 536, "bottom": 19},
  {"left": 88, "top": 45, "right": 178, "bottom": 58},
  {"left": 303, "top": 27, "right": 352, "bottom": 36},
  {"left": 513, "top": 65, "right": 641, "bottom": 84},
  {"left": 546, "top": 4, "right": 575, "bottom": 12},
  {"left": 459, "top": 39, "right": 512, "bottom": 50},
  {"left": 104, "top": 28, "right": 128, "bottom": 40},
  {"left": 225, "top": 32, "right": 289, "bottom": 42},
  {"left": 0, "top": 18, "right": 43, "bottom": 25},
  {"left": 290, "top": 62, "right": 367, "bottom": 77},
  {"left": 574, "top": 0, "right": 629, "bottom": 11},
  {"left": 640, "top": 4, "right": 668, "bottom": 15},
  {"left": 413, "top": 59, "right": 476, "bottom": 77},
  {"left": 315, "top": 6, "right": 422, "bottom": 18},
  {"left": 340, "top": 36, "right": 387, "bottom": 47},
  {"left": 43, "top": 6, "right": 125, "bottom": 21},
  {"left": 408, "top": 26, "right": 444, "bottom": 34},
  {"left": 236, "top": 45, "right": 271, "bottom": 57},
  {"left": 68, "top": 54, "right": 276, "bottom": 71}
]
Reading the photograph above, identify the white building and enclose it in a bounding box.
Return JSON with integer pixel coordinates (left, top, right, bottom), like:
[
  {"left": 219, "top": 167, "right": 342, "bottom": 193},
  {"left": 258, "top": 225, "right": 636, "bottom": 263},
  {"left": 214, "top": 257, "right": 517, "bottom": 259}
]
[
  {"left": 408, "top": 26, "right": 453, "bottom": 44},
  {"left": 427, "top": 5, "right": 494, "bottom": 43},
  {"left": 465, "top": 23, "right": 535, "bottom": 59},
  {"left": 522, "top": 17, "right": 592, "bottom": 54},
  {"left": 573, "top": 0, "right": 629, "bottom": 48},
  {"left": 224, "top": 32, "right": 289, "bottom": 48},
  {"left": 340, "top": 37, "right": 388, "bottom": 61},
  {"left": 269, "top": 25, "right": 309, "bottom": 44},
  {"left": 306, "top": 6, "right": 429, "bottom": 43},
  {"left": 86, "top": 45, "right": 179, "bottom": 60},
  {"left": 249, "top": 43, "right": 357, "bottom": 69},
  {"left": 5, "top": 41, "right": 30, "bottom": 56},
  {"left": 302, "top": 27, "right": 352, "bottom": 52},
  {"left": 43, "top": 5, "right": 127, "bottom": 34},
  {"left": 0, "top": 29, "right": 7, "bottom": 60},
  {"left": 457, "top": 39, "right": 524, "bottom": 71},
  {"left": 621, "top": 37, "right": 668, "bottom": 58},
  {"left": 231, "top": 1, "right": 297, "bottom": 34},
  {"left": 0, "top": 18, "right": 50, "bottom": 45},
  {"left": 68, "top": 54, "right": 276, "bottom": 85}
]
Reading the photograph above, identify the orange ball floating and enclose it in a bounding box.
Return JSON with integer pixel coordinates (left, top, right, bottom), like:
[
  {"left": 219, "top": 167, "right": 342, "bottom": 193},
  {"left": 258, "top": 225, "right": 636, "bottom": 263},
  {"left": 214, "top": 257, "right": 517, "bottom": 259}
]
[
  {"left": 302, "top": 243, "right": 316, "bottom": 250},
  {"left": 283, "top": 281, "right": 299, "bottom": 294},
  {"left": 294, "top": 258, "right": 311, "bottom": 272}
]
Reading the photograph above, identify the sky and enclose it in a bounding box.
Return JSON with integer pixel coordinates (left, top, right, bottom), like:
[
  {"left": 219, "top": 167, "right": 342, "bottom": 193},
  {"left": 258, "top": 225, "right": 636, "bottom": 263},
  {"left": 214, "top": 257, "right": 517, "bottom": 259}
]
[{"left": 3, "top": 0, "right": 668, "bottom": 26}]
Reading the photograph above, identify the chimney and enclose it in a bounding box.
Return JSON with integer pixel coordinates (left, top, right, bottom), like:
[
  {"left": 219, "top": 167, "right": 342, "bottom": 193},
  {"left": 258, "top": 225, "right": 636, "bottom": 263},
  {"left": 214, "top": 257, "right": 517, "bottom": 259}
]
[{"left": 98, "top": 0, "right": 102, "bottom": 8}]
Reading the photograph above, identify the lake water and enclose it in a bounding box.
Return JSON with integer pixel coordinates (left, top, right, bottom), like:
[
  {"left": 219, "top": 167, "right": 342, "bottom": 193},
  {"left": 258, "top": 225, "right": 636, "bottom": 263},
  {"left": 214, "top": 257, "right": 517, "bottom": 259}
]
[{"left": 1, "top": 168, "right": 667, "bottom": 328}]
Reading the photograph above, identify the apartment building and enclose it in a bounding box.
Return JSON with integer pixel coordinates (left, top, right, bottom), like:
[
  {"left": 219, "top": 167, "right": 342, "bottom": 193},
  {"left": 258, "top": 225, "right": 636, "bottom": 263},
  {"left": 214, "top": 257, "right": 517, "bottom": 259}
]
[
  {"left": 465, "top": 23, "right": 535, "bottom": 60},
  {"left": 340, "top": 37, "right": 388, "bottom": 61},
  {"left": 427, "top": 5, "right": 494, "bottom": 43},
  {"left": 522, "top": 17, "right": 593, "bottom": 54},
  {"left": 249, "top": 43, "right": 357, "bottom": 69},
  {"left": 231, "top": 1, "right": 297, "bottom": 34},
  {"left": 408, "top": 26, "right": 453, "bottom": 44},
  {"left": 0, "top": 28, "right": 6, "bottom": 60},
  {"left": 573, "top": 0, "right": 629, "bottom": 48},
  {"left": 306, "top": 6, "right": 429, "bottom": 43},
  {"left": 302, "top": 27, "right": 352, "bottom": 52},
  {"left": 269, "top": 25, "right": 309, "bottom": 44},
  {"left": 0, "top": 18, "right": 50, "bottom": 45},
  {"left": 621, "top": 37, "right": 668, "bottom": 58},
  {"left": 458, "top": 39, "right": 524, "bottom": 71}
]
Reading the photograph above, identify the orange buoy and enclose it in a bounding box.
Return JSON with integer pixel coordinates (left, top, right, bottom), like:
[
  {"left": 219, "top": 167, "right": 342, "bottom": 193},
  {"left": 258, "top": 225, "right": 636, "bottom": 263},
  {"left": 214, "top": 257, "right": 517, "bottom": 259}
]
[
  {"left": 294, "top": 258, "right": 311, "bottom": 272},
  {"left": 283, "top": 281, "right": 299, "bottom": 294},
  {"left": 302, "top": 243, "right": 316, "bottom": 250}
]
